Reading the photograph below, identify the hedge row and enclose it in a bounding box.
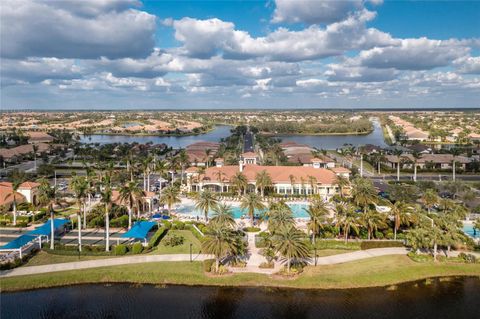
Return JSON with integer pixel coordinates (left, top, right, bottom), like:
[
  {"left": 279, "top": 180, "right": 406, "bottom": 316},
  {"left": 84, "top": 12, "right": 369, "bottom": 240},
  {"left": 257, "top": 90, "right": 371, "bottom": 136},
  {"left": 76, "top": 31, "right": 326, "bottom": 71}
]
[
  {"left": 148, "top": 227, "right": 168, "bottom": 248},
  {"left": 360, "top": 241, "right": 404, "bottom": 250}
]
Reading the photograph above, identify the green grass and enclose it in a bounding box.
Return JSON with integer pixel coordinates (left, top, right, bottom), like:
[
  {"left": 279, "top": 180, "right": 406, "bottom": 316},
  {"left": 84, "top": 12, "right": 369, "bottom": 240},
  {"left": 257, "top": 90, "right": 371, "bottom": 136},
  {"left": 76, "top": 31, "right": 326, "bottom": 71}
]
[
  {"left": 22, "top": 251, "right": 116, "bottom": 267},
  {"left": 314, "top": 249, "right": 352, "bottom": 257},
  {"left": 2, "top": 255, "right": 479, "bottom": 292},
  {"left": 150, "top": 230, "right": 202, "bottom": 255}
]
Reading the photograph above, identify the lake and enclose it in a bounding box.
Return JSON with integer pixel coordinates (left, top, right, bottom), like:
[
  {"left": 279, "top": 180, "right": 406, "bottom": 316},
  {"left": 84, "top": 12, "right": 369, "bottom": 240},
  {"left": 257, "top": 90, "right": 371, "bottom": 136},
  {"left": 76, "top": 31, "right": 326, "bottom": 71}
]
[
  {"left": 275, "top": 118, "right": 387, "bottom": 149},
  {"left": 2, "top": 277, "right": 479, "bottom": 319},
  {"left": 79, "top": 120, "right": 387, "bottom": 149},
  {"left": 79, "top": 125, "right": 233, "bottom": 148}
]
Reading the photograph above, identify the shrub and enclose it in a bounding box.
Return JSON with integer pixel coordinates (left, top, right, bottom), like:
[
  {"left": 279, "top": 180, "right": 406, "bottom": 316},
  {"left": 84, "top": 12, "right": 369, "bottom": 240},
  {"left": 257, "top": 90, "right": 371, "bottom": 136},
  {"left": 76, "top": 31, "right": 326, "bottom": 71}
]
[
  {"left": 360, "top": 241, "right": 404, "bottom": 250},
  {"left": 110, "top": 215, "right": 129, "bottom": 228},
  {"left": 203, "top": 259, "right": 215, "bottom": 272},
  {"left": 115, "top": 244, "right": 128, "bottom": 255},
  {"left": 132, "top": 242, "right": 144, "bottom": 254},
  {"left": 407, "top": 251, "right": 433, "bottom": 262},
  {"left": 164, "top": 234, "right": 185, "bottom": 247},
  {"left": 315, "top": 240, "right": 361, "bottom": 250},
  {"left": 162, "top": 220, "right": 172, "bottom": 230},
  {"left": 459, "top": 253, "right": 477, "bottom": 264},
  {"left": 374, "top": 231, "right": 384, "bottom": 239},
  {"left": 259, "top": 261, "right": 274, "bottom": 269},
  {"left": 172, "top": 221, "right": 185, "bottom": 230},
  {"left": 148, "top": 227, "right": 168, "bottom": 248},
  {"left": 243, "top": 226, "right": 261, "bottom": 232}
]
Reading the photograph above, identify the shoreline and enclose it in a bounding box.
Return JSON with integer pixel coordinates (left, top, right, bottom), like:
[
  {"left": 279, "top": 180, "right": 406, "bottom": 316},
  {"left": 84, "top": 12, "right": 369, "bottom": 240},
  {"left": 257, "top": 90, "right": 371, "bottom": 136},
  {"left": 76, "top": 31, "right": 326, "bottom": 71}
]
[
  {"left": 1, "top": 255, "right": 479, "bottom": 292},
  {"left": 261, "top": 129, "right": 374, "bottom": 137},
  {"left": 2, "top": 275, "right": 479, "bottom": 294}
]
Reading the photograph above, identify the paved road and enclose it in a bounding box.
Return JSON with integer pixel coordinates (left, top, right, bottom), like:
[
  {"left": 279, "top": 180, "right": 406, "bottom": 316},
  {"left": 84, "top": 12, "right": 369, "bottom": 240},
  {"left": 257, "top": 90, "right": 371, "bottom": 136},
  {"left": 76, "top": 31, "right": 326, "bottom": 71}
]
[
  {"left": 0, "top": 254, "right": 213, "bottom": 278},
  {"left": 371, "top": 174, "right": 480, "bottom": 182}
]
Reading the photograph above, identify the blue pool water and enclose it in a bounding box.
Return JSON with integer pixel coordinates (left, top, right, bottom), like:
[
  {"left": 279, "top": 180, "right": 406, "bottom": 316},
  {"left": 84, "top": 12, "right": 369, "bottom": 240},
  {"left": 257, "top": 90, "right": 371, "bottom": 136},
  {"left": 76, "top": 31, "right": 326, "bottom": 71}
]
[
  {"left": 463, "top": 223, "right": 479, "bottom": 239},
  {"left": 176, "top": 203, "right": 309, "bottom": 219}
]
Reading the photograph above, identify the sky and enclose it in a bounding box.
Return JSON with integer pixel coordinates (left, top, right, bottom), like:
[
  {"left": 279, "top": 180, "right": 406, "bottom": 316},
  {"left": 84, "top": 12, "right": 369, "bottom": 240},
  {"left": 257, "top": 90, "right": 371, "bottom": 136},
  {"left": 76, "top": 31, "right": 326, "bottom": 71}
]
[{"left": 1, "top": 0, "right": 479, "bottom": 110}]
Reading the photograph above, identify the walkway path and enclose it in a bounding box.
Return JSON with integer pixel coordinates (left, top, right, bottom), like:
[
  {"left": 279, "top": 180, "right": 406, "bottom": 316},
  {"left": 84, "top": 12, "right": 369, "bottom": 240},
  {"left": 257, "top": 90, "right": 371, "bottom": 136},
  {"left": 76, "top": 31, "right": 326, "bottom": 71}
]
[
  {"left": 0, "top": 254, "right": 212, "bottom": 278},
  {"left": 310, "top": 247, "right": 408, "bottom": 265}
]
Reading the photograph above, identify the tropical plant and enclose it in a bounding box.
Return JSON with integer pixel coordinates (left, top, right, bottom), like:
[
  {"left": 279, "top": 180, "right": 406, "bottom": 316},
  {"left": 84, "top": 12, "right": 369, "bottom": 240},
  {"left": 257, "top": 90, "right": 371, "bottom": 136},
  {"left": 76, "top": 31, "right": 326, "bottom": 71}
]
[
  {"left": 177, "top": 150, "right": 190, "bottom": 185},
  {"left": 160, "top": 186, "right": 181, "bottom": 213},
  {"left": 267, "top": 201, "right": 295, "bottom": 233},
  {"left": 360, "top": 209, "right": 387, "bottom": 240},
  {"left": 390, "top": 201, "right": 412, "bottom": 240},
  {"left": 100, "top": 175, "right": 113, "bottom": 252},
  {"left": 335, "top": 203, "right": 360, "bottom": 243},
  {"left": 255, "top": 170, "right": 272, "bottom": 198},
  {"left": 421, "top": 189, "right": 438, "bottom": 213},
  {"left": 450, "top": 148, "right": 462, "bottom": 181},
  {"left": 304, "top": 198, "right": 329, "bottom": 244},
  {"left": 240, "top": 193, "right": 265, "bottom": 226},
  {"left": 70, "top": 176, "right": 88, "bottom": 251},
  {"left": 231, "top": 172, "right": 248, "bottom": 196},
  {"left": 119, "top": 181, "right": 145, "bottom": 229},
  {"left": 273, "top": 225, "right": 310, "bottom": 274},
  {"left": 392, "top": 149, "right": 403, "bottom": 181},
  {"left": 201, "top": 224, "right": 237, "bottom": 273},
  {"left": 411, "top": 151, "right": 422, "bottom": 182},
  {"left": 335, "top": 175, "right": 349, "bottom": 199},
  {"left": 211, "top": 203, "right": 236, "bottom": 228},
  {"left": 194, "top": 189, "right": 218, "bottom": 222},
  {"left": 5, "top": 169, "right": 25, "bottom": 226},
  {"left": 351, "top": 177, "right": 377, "bottom": 214},
  {"left": 37, "top": 178, "right": 61, "bottom": 250}
]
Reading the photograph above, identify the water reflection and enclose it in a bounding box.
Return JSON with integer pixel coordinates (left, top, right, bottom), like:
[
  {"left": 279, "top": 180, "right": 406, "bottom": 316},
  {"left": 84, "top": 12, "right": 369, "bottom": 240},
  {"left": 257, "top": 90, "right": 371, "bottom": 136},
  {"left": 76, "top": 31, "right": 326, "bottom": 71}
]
[{"left": 2, "top": 277, "right": 479, "bottom": 319}]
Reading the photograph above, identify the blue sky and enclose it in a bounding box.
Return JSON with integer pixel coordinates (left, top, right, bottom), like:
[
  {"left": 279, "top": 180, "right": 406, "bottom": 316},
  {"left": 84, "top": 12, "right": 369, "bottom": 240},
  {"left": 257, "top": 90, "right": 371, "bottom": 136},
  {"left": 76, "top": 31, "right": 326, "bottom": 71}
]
[{"left": 1, "top": 0, "right": 479, "bottom": 109}]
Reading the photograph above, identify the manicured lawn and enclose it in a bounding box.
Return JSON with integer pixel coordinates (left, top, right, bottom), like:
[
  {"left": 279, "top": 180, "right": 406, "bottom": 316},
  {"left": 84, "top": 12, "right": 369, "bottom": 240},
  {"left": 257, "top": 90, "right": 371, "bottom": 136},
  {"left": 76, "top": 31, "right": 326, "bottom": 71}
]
[
  {"left": 23, "top": 251, "right": 115, "bottom": 267},
  {"left": 150, "top": 230, "right": 202, "bottom": 255},
  {"left": 2, "top": 255, "right": 479, "bottom": 292}
]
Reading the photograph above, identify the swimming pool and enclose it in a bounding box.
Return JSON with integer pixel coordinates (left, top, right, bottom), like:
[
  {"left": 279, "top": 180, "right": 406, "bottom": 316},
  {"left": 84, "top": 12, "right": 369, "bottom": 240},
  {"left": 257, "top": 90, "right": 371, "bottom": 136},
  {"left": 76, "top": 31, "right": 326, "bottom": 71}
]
[
  {"left": 463, "top": 223, "right": 479, "bottom": 239},
  {"left": 175, "top": 203, "right": 310, "bottom": 219}
]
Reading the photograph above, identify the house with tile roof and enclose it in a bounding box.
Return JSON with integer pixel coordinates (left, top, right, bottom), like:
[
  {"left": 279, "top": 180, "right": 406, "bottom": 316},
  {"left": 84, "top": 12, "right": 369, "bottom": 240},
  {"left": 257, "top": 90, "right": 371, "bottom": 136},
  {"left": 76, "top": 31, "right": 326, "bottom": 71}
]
[{"left": 186, "top": 152, "right": 349, "bottom": 198}]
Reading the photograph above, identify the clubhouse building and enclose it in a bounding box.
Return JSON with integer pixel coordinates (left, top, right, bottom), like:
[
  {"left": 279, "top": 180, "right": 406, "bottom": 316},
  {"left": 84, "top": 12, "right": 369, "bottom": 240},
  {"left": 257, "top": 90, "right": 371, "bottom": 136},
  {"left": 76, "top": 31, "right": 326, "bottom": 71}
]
[{"left": 186, "top": 152, "right": 350, "bottom": 198}]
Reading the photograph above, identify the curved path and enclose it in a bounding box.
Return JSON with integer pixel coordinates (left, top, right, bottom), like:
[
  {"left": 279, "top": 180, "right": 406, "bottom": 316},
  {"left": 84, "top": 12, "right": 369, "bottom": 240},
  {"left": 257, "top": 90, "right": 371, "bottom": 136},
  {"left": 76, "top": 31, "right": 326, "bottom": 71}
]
[
  {"left": 1, "top": 248, "right": 411, "bottom": 278},
  {"left": 0, "top": 254, "right": 212, "bottom": 278}
]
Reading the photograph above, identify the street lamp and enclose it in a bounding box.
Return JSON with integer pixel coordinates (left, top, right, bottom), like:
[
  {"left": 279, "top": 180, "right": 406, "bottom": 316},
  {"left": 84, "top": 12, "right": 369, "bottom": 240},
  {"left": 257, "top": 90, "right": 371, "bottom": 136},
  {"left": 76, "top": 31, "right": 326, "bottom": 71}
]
[{"left": 189, "top": 243, "right": 193, "bottom": 262}]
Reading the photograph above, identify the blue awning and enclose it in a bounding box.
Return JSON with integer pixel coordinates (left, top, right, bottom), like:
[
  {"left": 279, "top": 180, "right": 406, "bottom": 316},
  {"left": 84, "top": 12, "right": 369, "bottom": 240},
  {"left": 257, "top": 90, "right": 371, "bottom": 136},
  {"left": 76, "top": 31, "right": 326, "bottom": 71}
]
[
  {"left": 0, "top": 234, "right": 37, "bottom": 249},
  {"left": 28, "top": 219, "right": 69, "bottom": 236},
  {"left": 121, "top": 221, "right": 156, "bottom": 239}
]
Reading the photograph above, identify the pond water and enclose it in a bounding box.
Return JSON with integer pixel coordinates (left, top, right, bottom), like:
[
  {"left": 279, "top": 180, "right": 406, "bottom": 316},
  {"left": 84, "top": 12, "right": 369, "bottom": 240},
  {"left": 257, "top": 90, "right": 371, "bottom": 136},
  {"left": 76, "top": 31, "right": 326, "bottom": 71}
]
[
  {"left": 79, "top": 125, "right": 233, "bottom": 148},
  {"left": 80, "top": 120, "right": 387, "bottom": 149},
  {"left": 176, "top": 203, "right": 309, "bottom": 219},
  {"left": 275, "top": 118, "right": 387, "bottom": 149},
  {"left": 2, "top": 277, "right": 479, "bottom": 319}
]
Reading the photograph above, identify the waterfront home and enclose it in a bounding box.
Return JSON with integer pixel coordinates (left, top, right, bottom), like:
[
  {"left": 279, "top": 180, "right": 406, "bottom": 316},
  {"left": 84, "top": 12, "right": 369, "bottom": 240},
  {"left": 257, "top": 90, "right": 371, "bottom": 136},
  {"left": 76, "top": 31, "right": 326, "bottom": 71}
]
[
  {"left": 186, "top": 152, "right": 349, "bottom": 197},
  {"left": 0, "top": 143, "right": 52, "bottom": 163},
  {"left": 25, "top": 132, "right": 54, "bottom": 144},
  {"left": 185, "top": 142, "right": 221, "bottom": 166},
  {"left": 0, "top": 181, "right": 39, "bottom": 209},
  {"left": 383, "top": 154, "right": 471, "bottom": 170}
]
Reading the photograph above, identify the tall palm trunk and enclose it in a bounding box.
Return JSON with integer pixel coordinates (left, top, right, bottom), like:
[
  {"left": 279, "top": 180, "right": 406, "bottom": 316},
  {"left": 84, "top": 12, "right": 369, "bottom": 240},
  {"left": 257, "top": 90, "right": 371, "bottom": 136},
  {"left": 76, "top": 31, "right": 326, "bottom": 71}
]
[
  {"left": 84, "top": 193, "right": 90, "bottom": 229},
  {"left": 215, "top": 257, "right": 219, "bottom": 273},
  {"left": 77, "top": 212, "right": 82, "bottom": 252},
  {"left": 377, "top": 161, "right": 381, "bottom": 174},
  {"left": 12, "top": 198, "right": 17, "bottom": 226},
  {"left": 397, "top": 162, "right": 400, "bottom": 181},
  {"left": 50, "top": 208, "right": 55, "bottom": 249},
  {"left": 414, "top": 163, "right": 417, "bottom": 182},
  {"left": 105, "top": 204, "right": 110, "bottom": 252},
  {"left": 452, "top": 160, "right": 456, "bottom": 181},
  {"left": 143, "top": 173, "right": 147, "bottom": 191},
  {"left": 128, "top": 205, "right": 133, "bottom": 229},
  {"left": 360, "top": 154, "right": 363, "bottom": 177},
  {"left": 433, "top": 242, "right": 438, "bottom": 262}
]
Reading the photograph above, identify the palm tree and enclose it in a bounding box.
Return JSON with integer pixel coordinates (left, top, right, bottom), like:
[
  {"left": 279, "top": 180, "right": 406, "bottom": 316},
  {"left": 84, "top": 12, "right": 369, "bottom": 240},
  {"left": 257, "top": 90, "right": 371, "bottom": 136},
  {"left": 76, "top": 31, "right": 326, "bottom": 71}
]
[
  {"left": 267, "top": 201, "right": 295, "bottom": 233},
  {"left": 155, "top": 159, "right": 167, "bottom": 195},
  {"left": 392, "top": 149, "right": 403, "bottom": 181},
  {"left": 178, "top": 150, "right": 190, "bottom": 185},
  {"left": 32, "top": 144, "right": 39, "bottom": 171},
  {"left": 335, "top": 203, "right": 360, "bottom": 243},
  {"left": 5, "top": 169, "right": 25, "bottom": 226},
  {"left": 307, "top": 175, "right": 317, "bottom": 195},
  {"left": 70, "top": 176, "right": 88, "bottom": 252},
  {"left": 422, "top": 189, "right": 438, "bottom": 213},
  {"left": 194, "top": 189, "right": 218, "bottom": 222},
  {"left": 202, "top": 224, "right": 236, "bottom": 273},
  {"left": 273, "top": 225, "right": 310, "bottom": 274},
  {"left": 159, "top": 186, "right": 181, "bottom": 213},
  {"left": 100, "top": 175, "right": 113, "bottom": 252},
  {"left": 84, "top": 167, "right": 96, "bottom": 229},
  {"left": 215, "top": 170, "right": 226, "bottom": 193},
  {"left": 231, "top": 172, "right": 248, "bottom": 196},
  {"left": 37, "top": 178, "right": 61, "bottom": 250},
  {"left": 351, "top": 177, "right": 377, "bottom": 214},
  {"left": 335, "top": 174, "right": 349, "bottom": 199},
  {"left": 205, "top": 149, "right": 212, "bottom": 168},
  {"left": 304, "top": 198, "right": 329, "bottom": 244},
  {"left": 288, "top": 174, "right": 296, "bottom": 195},
  {"left": 140, "top": 156, "right": 153, "bottom": 191},
  {"left": 360, "top": 209, "right": 387, "bottom": 240},
  {"left": 390, "top": 201, "right": 411, "bottom": 240},
  {"left": 240, "top": 193, "right": 265, "bottom": 226},
  {"left": 450, "top": 148, "right": 462, "bottom": 181},
  {"left": 255, "top": 170, "right": 272, "bottom": 198},
  {"left": 119, "top": 181, "right": 145, "bottom": 229},
  {"left": 411, "top": 151, "right": 422, "bottom": 182},
  {"left": 211, "top": 203, "right": 236, "bottom": 228}
]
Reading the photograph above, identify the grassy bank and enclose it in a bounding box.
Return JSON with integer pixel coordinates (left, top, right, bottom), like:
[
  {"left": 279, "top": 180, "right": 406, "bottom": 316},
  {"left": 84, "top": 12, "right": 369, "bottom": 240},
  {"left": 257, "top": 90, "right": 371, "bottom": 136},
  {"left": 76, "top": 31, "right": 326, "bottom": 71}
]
[{"left": 2, "top": 255, "right": 479, "bottom": 292}]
